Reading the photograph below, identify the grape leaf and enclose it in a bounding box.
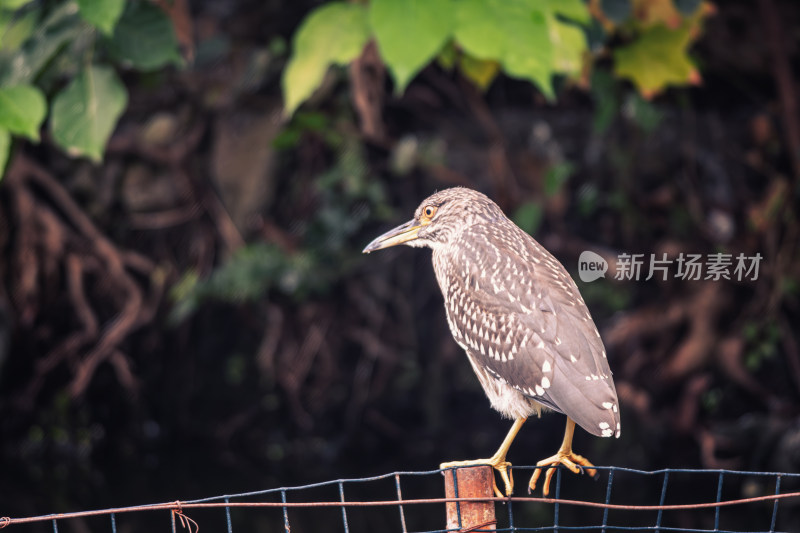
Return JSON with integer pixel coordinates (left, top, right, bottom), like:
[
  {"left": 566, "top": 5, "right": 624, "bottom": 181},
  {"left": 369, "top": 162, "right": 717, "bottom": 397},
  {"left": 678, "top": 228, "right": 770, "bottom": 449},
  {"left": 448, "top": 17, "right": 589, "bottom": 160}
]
[
  {"left": 50, "top": 65, "right": 128, "bottom": 162},
  {"left": 282, "top": 2, "right": 370, "bottom": 116},
  {"left": 0, "top": 84, "right": 46, "bottom": 141},
  {"left": 370, "top": 0, "right": 453, "bottom": 93},
  {"left": 77, "top": 0, "right": 125, "bottom": 35},
  {"left": 613, "top": 23, "right": 700, "bottom": 98}
]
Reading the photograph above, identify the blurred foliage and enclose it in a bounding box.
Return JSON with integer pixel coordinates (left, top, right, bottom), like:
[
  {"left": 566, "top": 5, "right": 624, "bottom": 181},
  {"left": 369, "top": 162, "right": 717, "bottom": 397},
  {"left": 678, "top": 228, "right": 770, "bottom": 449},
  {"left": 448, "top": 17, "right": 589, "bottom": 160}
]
[
  {"left": 283, "top": 0, "right": 712, "bottom": 115},
  {"left": 544, "top": 161, "right": 575, "bottom": 197},
  {"left": 743, "top": 321, "right": 780, "bottom": 372},
  {"left": 171, "top": 125, "right": 390, "bottom": 322},
  {"left": 513, "top": 202, "right": 545, "bottom": 235},
  {"left": 272, "top": 111, "right": 342, "bottom": 150},
  {"left": 0, "top": 0, "right": 181, "bottom": 175},
  {"left": 281, "top": 2, "right": 370, "bottom": 116}
]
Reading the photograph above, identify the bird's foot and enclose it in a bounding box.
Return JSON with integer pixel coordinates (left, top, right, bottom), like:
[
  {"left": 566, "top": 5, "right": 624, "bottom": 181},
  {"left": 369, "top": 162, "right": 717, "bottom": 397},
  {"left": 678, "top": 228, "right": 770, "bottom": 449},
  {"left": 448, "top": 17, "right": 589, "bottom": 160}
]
[
  {"left": 440, "top": 457, "right": 514, "bottom": 498},
  {"left": 528, "top": 451, "right": 596, "bottom": 496}
]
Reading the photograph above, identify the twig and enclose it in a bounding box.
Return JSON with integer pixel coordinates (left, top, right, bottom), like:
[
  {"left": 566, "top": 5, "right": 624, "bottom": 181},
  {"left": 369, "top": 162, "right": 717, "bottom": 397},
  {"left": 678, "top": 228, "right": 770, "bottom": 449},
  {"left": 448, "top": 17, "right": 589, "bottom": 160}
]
[{"left": 349, "top": 40, "right": 387, "bottom": 143}]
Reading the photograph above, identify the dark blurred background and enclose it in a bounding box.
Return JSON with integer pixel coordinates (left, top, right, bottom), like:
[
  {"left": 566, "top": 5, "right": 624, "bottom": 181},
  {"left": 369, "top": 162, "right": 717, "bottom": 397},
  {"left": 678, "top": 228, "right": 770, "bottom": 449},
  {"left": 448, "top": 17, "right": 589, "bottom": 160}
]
[{"left": 1, "top": 0, "right": 799, "bottom": 531}]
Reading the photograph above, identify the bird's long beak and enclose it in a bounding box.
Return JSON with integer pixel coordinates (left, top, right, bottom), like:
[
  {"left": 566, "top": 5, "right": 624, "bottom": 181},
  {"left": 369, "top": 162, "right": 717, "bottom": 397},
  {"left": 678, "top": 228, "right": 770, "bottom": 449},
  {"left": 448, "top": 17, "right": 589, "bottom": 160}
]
[{"left": 362, "top": 219, "right": 420, "bottom": 253}]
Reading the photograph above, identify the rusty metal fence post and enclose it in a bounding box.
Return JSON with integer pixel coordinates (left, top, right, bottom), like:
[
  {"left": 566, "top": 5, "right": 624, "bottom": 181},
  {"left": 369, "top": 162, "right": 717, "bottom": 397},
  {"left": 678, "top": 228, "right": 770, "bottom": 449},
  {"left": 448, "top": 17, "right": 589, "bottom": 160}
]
[{"left": 443, "top": 466, "right": 496, "bottom": 531}]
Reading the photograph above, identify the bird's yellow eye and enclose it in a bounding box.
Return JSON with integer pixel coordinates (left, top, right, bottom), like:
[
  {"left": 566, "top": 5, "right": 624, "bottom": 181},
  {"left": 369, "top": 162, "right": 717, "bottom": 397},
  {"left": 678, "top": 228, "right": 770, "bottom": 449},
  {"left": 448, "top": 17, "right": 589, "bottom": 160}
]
[{"left": 422, "top": 205, "right": 437, "bottom": 221}]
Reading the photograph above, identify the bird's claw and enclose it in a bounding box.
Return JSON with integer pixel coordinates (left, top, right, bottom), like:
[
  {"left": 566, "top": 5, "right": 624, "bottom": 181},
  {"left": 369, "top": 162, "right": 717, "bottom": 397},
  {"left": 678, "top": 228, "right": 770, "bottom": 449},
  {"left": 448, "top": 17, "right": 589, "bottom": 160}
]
[
  {"left": 440, "top": 459, "right": 515, "bottom": 497},
  {"left": 528, "top": 451, "right": 596, "bottom": 496},
  {"left": 492, "top": 461, "right": 514, "bottom": 497}
]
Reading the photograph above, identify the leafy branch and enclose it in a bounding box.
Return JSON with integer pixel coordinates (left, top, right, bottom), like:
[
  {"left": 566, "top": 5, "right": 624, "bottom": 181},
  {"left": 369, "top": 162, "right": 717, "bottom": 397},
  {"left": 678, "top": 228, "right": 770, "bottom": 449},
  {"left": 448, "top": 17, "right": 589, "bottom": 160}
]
[
  {"left": 0, "top": 0, "right": 182, "bottom": 178},
  {"left": 282, "top": 0, "right": 714, "bottom": 115}
]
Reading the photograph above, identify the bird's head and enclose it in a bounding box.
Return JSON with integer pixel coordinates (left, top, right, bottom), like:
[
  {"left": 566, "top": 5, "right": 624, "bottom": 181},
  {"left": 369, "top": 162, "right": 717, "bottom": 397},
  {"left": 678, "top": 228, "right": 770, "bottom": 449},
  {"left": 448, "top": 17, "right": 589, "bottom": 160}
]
[{"left": 363, "top": 187, "right": 502, "bottom": 253}]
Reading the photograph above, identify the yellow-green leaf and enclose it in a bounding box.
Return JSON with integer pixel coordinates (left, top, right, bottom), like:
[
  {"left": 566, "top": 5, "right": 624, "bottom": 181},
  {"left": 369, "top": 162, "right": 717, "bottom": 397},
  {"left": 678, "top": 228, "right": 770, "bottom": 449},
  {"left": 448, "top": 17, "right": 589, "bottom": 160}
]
[
  {"left": 613, "top": 24, "right": 699, "bottom": 98},
  {"left": 370, "top": 0, "right": 453, "bottom": 93},
  {"left": 282, "top": 3, "right": 369, "bottom": 116},
  {"left": 50, "top": 65, "right": 128, "bottom": 162},
  {"left": 458, "top": 54, "right": 499, "bottom": 91},
  {"left": 0, "top": 84, "right": 46, "bottom": 141},
  {"left": 549, "top": 17, "right": 586, "bottom": 76}
]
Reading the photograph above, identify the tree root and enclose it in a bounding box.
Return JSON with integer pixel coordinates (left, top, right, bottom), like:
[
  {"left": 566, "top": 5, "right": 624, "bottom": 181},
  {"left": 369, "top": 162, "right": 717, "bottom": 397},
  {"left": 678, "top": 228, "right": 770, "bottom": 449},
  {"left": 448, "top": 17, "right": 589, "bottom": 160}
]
[{"left": 4, "top": 154, "right": 161, "bottom": 407}]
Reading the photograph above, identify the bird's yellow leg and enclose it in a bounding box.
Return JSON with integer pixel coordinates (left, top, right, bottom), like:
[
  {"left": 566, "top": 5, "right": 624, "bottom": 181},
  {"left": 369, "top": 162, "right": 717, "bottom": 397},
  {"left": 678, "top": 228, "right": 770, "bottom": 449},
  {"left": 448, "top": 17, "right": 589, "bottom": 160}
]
[
  {"left": 440, "top": 417, "right": 526, "bottom": 498},
  {"left": 529, "top": 417, "right": 597, "bottom": 496}
]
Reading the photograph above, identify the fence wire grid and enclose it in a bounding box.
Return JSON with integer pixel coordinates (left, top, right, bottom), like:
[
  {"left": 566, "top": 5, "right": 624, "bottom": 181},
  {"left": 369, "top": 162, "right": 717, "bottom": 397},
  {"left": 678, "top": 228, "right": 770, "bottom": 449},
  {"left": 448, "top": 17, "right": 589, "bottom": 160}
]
[{"left": 3, "top": 466, "right": 800, "bottom": 533}]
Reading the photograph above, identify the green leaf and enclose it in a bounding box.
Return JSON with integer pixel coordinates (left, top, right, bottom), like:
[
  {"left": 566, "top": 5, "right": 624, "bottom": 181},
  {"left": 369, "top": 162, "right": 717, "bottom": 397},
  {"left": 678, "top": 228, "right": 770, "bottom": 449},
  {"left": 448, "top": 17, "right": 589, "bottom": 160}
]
[
  {"left": 0, "top": 84, "right": 46, "bottom": 141},
  {"left": 613, "top": 23, "right": 699, "bottom": 98},
  {"left": 454, "top": 0, "right": 554, "bottom": 98},
  {"left": 453, "top": 0, "right": 589, "bottom": 99},
  {"left": 282, "top": 2, "right": 369, "bottom": 116},
  {"left": 0, "top": 0, "right": 35, "bottom": 9},
  {"left": 369, "top": 0, "right": 452, "bottom": 93},
  {"left": 77, "top": 0, "right": 125, "bottom": 35},
  {"left": 0, "top": 7, "right": 38, "bottom": 51},
  {"left": 545, "top": 0, "right": 590, "bottom": 78},
  {"left": 0, "top": 127, "right": 10, "bottom": 179},
  {"left": 50, "top": 65, "right": 128, "bottom": 162},
  {"left": 106, "top": 0, "right": 181, "bottom": 70},
  {"left": 0, "top": 2, "right": 83, "bottom": 86}
]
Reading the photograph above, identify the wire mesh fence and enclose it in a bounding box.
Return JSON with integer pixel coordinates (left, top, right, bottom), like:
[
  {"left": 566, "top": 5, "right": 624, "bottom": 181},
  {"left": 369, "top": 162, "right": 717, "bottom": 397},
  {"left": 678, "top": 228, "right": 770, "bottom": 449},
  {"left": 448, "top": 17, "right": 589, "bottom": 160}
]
[{"left": 3, "top": 466, "right": 799, "bottom": 533}]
